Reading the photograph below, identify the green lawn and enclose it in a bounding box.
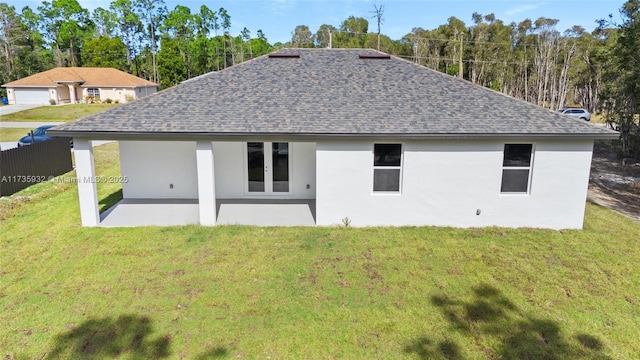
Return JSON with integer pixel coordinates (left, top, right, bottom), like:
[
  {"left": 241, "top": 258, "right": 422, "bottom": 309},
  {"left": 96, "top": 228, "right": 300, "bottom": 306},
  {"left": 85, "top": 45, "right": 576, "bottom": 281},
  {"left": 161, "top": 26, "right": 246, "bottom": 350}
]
[
  {"left": 0, "top": 128, "right": 32, "bottom": 142},
  {"left": 1, "top": 144, "right": 639, "bottom": 359},
  {"left": 0, "top": 103, "right": 119, "bottom": 122}
]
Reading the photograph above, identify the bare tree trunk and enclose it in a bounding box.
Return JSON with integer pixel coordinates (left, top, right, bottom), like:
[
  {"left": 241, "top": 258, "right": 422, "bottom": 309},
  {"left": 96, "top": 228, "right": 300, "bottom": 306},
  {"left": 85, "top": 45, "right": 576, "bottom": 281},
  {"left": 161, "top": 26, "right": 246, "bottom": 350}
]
[
  {"left": 524, "top": 44, "right": 528, "bottom": 102},
  {"left": 222, "top": 35, "right": 226, "bottom": 69},
  {"left": 2, "top": 40, "right": 11, "bottom": 76},
  {"left": 70, "top": 37, "right": 76, "bottom": 67},
  {"left": 151, "top": 24, "right": 158, "bottom": 84},
  {"left": 372, "top": 4, "right": 384, "bottom": 51},
  {"left": 55, "top": 42, "right": 62, "bottom": 67},
  {"left": 557, "top": 41, "right": 575, "bottom": 110}
]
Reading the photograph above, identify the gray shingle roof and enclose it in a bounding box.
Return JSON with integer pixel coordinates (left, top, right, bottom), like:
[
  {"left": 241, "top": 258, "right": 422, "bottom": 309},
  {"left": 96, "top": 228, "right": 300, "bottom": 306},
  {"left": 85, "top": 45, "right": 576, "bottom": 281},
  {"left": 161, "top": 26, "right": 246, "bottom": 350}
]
[{"left": 49, "top": 49, "right": 618, "bottom": 139}]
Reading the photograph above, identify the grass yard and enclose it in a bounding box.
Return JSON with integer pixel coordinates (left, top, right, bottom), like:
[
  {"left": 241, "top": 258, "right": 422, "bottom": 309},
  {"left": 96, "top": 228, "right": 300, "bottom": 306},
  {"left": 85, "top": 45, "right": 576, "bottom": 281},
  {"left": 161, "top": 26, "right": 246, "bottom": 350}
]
[
  {"left": 0, "top": 103, "right": 119, "bottom": 122},
  {"left": 1, "top": 144, "right": 639, "bottom": 359},
  {"left": 0, "top": 128, "right": 32, "bottom": 142}
]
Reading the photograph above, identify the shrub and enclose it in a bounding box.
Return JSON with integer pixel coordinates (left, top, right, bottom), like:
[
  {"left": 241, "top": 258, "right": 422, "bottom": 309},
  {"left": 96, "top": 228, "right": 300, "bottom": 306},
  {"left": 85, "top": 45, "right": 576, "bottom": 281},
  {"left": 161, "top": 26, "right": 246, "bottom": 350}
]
[
  {"left": 114, "top": 99, "right": 120, "bottom": 104},
  {"left": 49, "top": 99, "right": 56, "bottom": 105},
  {"left": 124, "top": 94, "right": 135, "bottom": 103},
  {"left": 104, "top": 98, "right": 113, "bottom": 104}
]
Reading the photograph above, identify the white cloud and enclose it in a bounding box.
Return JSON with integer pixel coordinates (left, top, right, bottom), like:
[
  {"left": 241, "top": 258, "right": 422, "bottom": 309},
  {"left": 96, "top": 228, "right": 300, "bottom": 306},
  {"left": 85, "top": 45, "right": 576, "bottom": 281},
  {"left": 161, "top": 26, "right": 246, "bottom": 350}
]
[
  {"left": 269, "top": 0, "right": 296, "bottom": 16},
  {"left": 505, "top": 3, "right": 546, "bottom": 16}
]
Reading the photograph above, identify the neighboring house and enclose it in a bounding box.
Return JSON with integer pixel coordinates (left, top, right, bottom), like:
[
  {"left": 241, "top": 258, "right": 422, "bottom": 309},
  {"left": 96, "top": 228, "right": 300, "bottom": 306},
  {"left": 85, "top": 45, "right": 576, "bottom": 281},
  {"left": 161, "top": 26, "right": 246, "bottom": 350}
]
[
  {"left": 1, "top": 67, "right": 157, "bottom": 105},
  {"left": 49, "top": 49, "right": 618, "bottom": 229}
]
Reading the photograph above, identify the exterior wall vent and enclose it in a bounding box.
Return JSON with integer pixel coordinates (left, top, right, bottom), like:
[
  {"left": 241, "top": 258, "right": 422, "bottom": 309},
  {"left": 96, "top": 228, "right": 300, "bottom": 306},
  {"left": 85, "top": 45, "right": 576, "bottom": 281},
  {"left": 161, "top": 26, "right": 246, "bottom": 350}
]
[
  {"left": 268, "top": 54, "right": 301, "bottom": 58},
  {"left": 359, "top": 54, "right": 391, "bottom": 59}
]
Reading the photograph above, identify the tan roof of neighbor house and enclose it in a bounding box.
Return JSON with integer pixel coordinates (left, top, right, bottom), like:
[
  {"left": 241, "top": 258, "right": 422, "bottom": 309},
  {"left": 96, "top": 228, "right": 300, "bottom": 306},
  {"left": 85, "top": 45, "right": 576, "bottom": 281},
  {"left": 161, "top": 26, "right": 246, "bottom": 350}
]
[{"left": 2, "top": 67, "right": 157, "bottom": 88}]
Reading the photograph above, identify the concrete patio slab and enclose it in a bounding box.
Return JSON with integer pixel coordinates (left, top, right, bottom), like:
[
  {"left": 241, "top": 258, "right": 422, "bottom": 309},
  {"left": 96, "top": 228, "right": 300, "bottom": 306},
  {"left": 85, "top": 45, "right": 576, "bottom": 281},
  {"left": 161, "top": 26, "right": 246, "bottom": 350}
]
[
  {"left": 99, "top": 198, "right": 316, "bottom": 227},
  {"left": 100, "top": 199, "right": 199, "bottom": 227},
  {"left": 216, "top": 199, "right": 316, "bottom": 226}
]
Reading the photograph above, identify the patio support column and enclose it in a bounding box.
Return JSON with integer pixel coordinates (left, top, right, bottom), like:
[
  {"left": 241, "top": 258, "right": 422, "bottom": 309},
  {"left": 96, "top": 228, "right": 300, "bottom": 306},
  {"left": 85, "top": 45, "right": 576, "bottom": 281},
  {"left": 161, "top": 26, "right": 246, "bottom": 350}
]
[
  {"left": 196, "top": 141, "right": 216, "bottom": 225},
  {"left": 67, "top": 84, "right": 77, "bottom": 104},
  {"left": 74, "top": 139, "right": 100, "bottom": 226}
]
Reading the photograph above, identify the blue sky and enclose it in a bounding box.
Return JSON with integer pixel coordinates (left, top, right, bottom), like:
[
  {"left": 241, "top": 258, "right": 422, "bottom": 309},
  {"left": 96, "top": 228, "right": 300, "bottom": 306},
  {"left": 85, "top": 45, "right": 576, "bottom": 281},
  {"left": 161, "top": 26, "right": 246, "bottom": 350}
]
[{"left": 13, "top": 0, "right": 625, "bottom": 44}]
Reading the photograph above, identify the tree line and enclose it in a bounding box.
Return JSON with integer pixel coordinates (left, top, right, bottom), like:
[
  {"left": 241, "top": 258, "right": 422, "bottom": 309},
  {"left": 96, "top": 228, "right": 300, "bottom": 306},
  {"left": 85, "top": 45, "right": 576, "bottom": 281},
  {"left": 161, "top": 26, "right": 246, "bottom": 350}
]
[
  {"left": 1, "top": 0, "right": 638, "bottom": 156},
  {"left": 0, "top": 0, "right": 272, "bottom": 89}
]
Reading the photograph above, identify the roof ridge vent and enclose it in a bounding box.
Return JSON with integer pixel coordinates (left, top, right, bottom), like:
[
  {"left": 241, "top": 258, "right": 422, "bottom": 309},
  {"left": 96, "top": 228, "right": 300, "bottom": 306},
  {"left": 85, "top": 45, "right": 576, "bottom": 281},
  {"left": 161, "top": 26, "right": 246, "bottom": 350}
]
[
  {"left": 359, "top": 54, "right": 390, "bottom": 59},
  {"left": 268, "top": 53, "right": 301, "bottom": 58}
]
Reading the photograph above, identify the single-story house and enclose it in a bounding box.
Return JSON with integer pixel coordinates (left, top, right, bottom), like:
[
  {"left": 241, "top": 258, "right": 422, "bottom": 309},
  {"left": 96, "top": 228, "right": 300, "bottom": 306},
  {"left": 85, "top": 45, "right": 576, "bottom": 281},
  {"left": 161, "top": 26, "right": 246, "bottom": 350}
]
[
  {"left": 49, "top": 49, "right": 618, "bottom": 229},
  {"left": 2, "top": 67, "right": 157, "bottom": 105}
]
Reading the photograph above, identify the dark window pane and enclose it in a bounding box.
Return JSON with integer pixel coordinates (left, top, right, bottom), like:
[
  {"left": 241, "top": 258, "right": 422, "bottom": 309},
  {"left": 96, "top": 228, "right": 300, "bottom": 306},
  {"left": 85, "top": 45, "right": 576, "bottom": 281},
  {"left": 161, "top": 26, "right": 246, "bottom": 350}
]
[
  {"left": 503, "top": 144, "right": 532, "bottom": 167},
  {"left": 247, "top": 142, "right": 264, "bottom": 192},
  {"left": 501, "top": 169, "right": 530, "bottom": 193},
  {"left": 87, "top": 88, "right": 100, "bottom": 98},
  {"left": 272, "top": 142, "right": 289, "bottom": 192},
  {"left": 374, "top": 144, "right": 402, "bottom": 166},
  {"left": 374, "top": 169, "right": 400, "bottom": 191}
]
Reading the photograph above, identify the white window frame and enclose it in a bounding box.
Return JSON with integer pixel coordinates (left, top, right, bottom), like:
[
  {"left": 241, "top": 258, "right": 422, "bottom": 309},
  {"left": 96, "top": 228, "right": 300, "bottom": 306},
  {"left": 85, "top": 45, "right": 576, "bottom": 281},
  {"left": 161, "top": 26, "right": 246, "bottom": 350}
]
[
  {"left": 372, "top": 143, "right": 403, "bottom": 194},
  {"left": 87, "top": 88, "right": 100, "bottom": 99},
  {"left": 500, "top": 143, "right": 534, "bottom": 195}
]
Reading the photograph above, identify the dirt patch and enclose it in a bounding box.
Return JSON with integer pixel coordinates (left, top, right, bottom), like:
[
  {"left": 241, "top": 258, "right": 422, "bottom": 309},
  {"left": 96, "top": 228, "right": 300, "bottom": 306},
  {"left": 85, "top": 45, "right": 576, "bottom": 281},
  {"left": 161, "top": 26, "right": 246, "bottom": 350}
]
[{"left": 588, "top": 141, "right": 640, "bottom": 223}]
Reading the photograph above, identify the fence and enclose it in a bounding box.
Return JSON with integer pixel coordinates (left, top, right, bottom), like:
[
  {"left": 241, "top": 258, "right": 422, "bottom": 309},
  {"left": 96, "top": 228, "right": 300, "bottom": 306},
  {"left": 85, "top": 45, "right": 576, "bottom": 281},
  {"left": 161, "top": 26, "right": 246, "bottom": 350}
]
[{"left": 0, "top": 137, "right": 73, "bottom": 196}]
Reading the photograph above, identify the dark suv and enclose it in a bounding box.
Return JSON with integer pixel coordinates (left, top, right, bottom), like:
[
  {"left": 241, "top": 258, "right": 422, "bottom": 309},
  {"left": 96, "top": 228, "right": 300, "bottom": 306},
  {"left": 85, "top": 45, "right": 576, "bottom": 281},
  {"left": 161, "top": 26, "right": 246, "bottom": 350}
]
[{"left": 559, "top": 108, "right": 591, "bottom": 121}]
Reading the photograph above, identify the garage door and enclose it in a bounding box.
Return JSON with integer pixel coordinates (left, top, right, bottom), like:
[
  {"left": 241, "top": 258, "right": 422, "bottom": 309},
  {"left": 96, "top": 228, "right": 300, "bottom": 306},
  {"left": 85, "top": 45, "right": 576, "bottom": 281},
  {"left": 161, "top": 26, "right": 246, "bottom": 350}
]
[{"left": 14, "top": 88, "right": 50, "bottom": 104}]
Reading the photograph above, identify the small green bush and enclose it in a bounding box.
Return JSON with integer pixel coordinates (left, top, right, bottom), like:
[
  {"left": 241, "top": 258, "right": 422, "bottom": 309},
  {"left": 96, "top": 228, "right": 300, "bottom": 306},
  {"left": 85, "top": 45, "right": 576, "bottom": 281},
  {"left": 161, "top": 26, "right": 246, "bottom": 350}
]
[
  {"left": 49, "top": 99, "right": 56, "bottom": 105},
  {"left": 104, "top": 98, "right": 113, "bottom": 104}
]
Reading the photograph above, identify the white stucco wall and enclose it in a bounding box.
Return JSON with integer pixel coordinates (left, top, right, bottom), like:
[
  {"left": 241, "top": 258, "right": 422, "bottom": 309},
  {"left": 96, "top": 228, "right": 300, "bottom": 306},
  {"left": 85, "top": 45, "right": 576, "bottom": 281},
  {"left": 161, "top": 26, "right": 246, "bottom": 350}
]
[
  {"left": 120, "top": 141, "right": 198, "bottom": 199},
  {"left": 135, "top": 86, "right": 157, "bottom": 99},
  {"left": 119, "top": 140, "right": 315, "bottom": 201},
  {"left": 315, "top": 139, "right": 593, "bottom": 229},
  {"left": 212, "top": 141, "right": 316, "bottom": 199},
  {"left": 81, "top": 87, "right": 156, "bottom": 103},
  {"left": 74, "top": 139, "right": 100, "bottom": 226},
  {"left": 6, "top": 88, "right": 15, "bottom": 104}
]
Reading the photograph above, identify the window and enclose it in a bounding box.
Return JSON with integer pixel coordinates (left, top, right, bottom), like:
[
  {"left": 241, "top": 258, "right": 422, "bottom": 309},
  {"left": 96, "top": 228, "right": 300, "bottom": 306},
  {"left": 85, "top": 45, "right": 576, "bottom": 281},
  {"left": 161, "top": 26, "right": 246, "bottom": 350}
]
[
  {"left": 87, "top": 88, "right": 100, "bottom": 99},
  {"left": 373, "top": 144, "right": 402, "bottom": 192},
  {"left": 501, "top": 144, "right": 533, "bottom": 193}
]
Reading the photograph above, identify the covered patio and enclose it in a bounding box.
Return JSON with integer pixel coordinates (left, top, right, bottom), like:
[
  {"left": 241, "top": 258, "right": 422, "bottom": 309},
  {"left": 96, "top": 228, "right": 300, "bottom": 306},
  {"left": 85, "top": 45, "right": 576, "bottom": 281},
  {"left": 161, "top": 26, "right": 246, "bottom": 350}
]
[
  {"left": 98, "top": 199, "right": 316, "bottom": 227},
  {"left": 73, "top": 138, "right": 317, "bottom": 227}
]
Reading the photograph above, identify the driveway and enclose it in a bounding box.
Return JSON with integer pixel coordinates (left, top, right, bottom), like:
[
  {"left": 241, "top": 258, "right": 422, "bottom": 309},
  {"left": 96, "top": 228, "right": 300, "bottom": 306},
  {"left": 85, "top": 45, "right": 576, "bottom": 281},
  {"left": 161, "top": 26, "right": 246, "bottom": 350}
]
[
  {"left": 0, "top": 121, "right": 65, "bottom": 128},
  {"left": 0, "top": 104, "right": 42, "bottom": 116}
]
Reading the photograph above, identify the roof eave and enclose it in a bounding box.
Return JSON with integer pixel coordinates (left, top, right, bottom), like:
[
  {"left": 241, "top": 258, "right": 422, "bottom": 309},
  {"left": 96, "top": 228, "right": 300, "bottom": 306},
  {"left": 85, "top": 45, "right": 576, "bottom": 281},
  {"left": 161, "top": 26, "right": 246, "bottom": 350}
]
[
  {"left": 46, "top": 130, "right": 620, "bottom": 141},
  {"left": 2, "top": 84, "right": 58, "bottom": 88}
]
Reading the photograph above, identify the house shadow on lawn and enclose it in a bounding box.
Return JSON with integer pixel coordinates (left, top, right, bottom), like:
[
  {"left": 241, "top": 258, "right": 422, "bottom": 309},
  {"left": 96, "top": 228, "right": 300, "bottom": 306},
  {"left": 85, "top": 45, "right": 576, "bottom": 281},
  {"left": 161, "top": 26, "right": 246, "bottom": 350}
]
[
  {"left": 45, "top": 314, "right": 170, "bottom": 359},
  {"left": 404, "top": 284, "right": 611, "bottom": 360},
  {"left": 99, "top": 189, "right": 123, "bottom": 213}
]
